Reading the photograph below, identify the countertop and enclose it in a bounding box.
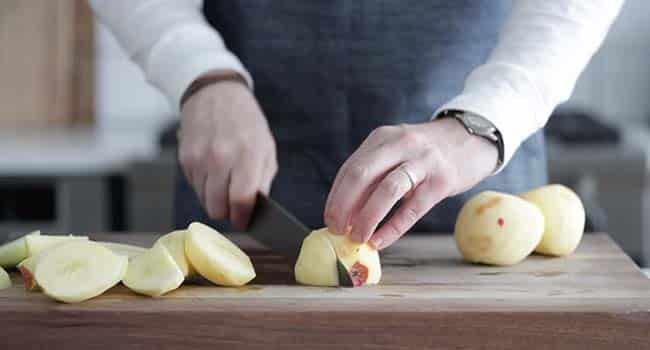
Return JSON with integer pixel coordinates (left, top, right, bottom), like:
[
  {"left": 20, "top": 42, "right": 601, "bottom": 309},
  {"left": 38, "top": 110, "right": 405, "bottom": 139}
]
[{"left": 2, "top": 232, "right": 649, "bottom": 349}]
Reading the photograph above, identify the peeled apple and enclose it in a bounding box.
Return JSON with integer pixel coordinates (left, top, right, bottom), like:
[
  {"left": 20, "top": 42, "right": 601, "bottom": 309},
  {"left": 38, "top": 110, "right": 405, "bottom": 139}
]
[
  {"left": 295, "top": 228, "right": 381, "bottom": 287},
  {"left": 520, "top": 184, "right": 585, "bottom": 256},
  {"left": 455, "top": 191, "right": 544, "bottom": 266}
]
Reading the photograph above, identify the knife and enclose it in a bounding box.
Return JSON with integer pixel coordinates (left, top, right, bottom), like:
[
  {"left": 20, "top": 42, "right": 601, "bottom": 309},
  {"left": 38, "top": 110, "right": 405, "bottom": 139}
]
[{"left": 247, "top": 193, "right": 354, "bottom": 287}]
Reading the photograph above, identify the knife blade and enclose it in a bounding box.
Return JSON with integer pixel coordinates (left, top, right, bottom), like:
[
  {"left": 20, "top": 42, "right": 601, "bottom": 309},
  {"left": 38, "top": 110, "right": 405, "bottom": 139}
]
[
  {"left": 247, "top": 193, "right": 310, "bottom": 261},
  {"left": 247, "top": 193, "right": 354, "bottom": 287}
]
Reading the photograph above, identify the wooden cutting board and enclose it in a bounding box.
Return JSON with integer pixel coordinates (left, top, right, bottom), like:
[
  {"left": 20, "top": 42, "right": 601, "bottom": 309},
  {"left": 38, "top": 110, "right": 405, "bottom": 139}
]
[{"left": 2, "top": 233, "right": 650, "bottom": 349}]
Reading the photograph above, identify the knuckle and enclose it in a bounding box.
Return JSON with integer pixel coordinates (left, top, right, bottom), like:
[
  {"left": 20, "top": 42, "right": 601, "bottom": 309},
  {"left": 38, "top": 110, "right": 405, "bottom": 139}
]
[
  {"left": 231, "top": 190, "right": 254, "bottom": 205},
  {"left": 269, "top": 160, "right": 279, "bottom": 176},
  {"left": 438, "top": 174, "right": 457, "bottom": 195},
  {"left": 371, "top": 125, "right": 394, "bottom": 138},
  {"left": 398, "top": 129, "right": 423, "bottom": 147},
  {"left": 403, "top": 206, "right": 421, "bottom": 224},
  {"left": 206, "top": 203, "right": 222, "bottom": 220},
  {"left": 348, "top": 163, "right": 370, "bottom": 182},
  {"left": 208, "top": 145, "right": 230, "bottom": 164},
  {"left": 179, "top": 148, "right": 201, "bottom": 168},
  {"left": 354, "top": 211, "right": 375, "bottom": 230},
  {"left": 323, "top": 211, "right": 337, "bottom": 228},
  {"left": 381, "top": 176, "right": 404, "bottom": 198},
  {"left": 383, "top": 221, "right": 403, "bottom": 240}
]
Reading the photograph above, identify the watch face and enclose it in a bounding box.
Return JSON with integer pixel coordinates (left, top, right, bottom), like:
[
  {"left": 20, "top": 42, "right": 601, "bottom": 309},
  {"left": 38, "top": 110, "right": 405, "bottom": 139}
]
[{"left": 465, "top": 114, "right": 492, "bottom": 129}]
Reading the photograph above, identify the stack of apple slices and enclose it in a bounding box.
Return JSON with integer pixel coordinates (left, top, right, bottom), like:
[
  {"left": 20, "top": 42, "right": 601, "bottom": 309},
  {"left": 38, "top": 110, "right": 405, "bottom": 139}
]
[
  {"left": 124, "top": 222, "right": 257, "bottom": 297},
  {"left": 0, "top": 222, "right": 256, "bottom": 303},
  {"left": 0, "top": 232, "right": 130, "bottom": 302}
]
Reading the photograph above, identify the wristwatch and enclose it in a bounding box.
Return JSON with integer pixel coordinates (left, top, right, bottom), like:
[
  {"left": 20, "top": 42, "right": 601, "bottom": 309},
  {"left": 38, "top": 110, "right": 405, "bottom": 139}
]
[{"left": 438, "top": 109, "right": 504, "bottom": 171}]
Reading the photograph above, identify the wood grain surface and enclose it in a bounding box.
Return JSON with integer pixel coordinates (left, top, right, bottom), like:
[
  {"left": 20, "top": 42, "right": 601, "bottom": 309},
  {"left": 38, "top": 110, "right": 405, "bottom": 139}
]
[
  {"left": 0, "top": 0, "right": 93, "bottom": 126},
  {"left": 1, "top": 233, "right": 649, "bottom": 349}
]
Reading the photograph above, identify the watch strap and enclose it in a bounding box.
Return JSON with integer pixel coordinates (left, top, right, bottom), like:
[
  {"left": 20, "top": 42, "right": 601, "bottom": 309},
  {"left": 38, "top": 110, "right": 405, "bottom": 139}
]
[{"left": 439, "top": 109, "right": 504, "bottom": 172}]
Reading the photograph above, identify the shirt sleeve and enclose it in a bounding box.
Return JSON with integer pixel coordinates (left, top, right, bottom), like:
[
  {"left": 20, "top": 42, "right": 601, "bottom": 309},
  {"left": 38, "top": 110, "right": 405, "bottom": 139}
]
[
  {"left": 435, "top": 0, "right": 624, "bottom": 173},
  {"left": 88, "top": 0, "right": 253, "bottom": 112}
]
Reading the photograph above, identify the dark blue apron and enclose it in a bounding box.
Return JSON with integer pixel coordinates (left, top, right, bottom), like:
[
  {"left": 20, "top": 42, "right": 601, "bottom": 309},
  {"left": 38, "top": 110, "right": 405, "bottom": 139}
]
[{"left": 174, "top": 0, "right": 548, "bottom": 232}]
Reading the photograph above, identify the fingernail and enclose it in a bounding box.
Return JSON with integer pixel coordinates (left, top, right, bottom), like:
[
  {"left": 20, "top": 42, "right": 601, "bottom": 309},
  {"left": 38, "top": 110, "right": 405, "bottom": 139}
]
[{"left": 370, "top": 238, "right": 383, "bottom": 250}]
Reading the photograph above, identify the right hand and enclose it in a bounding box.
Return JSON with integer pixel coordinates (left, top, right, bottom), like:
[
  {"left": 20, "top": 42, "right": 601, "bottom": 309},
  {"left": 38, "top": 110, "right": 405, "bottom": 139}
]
[{"left": 179, "top": 78, "right": 278, "bottom": 230}]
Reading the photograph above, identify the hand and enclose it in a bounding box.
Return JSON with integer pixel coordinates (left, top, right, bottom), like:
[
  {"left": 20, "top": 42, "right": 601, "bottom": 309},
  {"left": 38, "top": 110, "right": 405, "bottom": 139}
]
[
  {"left": 324, "top": 117, "right": 498, "bottom": 249},
  {"left": 179, "top": 78, "right": 277, "bottom": 230}
]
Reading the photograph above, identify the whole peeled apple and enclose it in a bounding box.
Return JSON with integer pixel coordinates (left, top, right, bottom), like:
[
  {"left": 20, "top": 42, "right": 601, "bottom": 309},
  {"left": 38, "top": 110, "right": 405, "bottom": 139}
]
[
  {"left": 520, "top": 184, "right": 585, "bottom": 256},
  {"left": 455, "top": 191, "right": 545, "bottom": 266},
  {"left": 295, "top": 228, "right": 381, "bottom": 287}
]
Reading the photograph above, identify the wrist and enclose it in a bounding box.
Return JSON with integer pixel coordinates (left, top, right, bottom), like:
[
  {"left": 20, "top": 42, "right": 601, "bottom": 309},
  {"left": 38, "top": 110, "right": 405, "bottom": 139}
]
[
  {"left": 431, "top": 117, "right": 499, "bottom": 178},
  {"left": 180, "top": 69, "right": 249, "bottom": 108},
  {"left": 436, "top": 110, "right": 503, "bottom": 174}
]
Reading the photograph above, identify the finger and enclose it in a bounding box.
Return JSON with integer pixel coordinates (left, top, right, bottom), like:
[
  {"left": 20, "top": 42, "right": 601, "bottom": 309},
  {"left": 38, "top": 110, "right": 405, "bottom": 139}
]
[
  {"left": 370, "top": 178, "right": 446, "bottom": 250},
  {"left": 324, "top": 141, "right": 407, "bottom": 235},
  {"left": 349, "top": 160, "right": 428, "bottom": 243},
  {"left": 204, "top": 171, "right": 231, "bottom": 221},
  {"left": 229, "top": 153, "right": 267, "bottom": 231},
  {"left": 259, "top": 153, "right": 278, "bottom": 196},
  {"left": 193, "top": 171, "right": 208, "bottom": 206},
  {"left": 178, "top": 144, "right": 203, "bottom": 197}
]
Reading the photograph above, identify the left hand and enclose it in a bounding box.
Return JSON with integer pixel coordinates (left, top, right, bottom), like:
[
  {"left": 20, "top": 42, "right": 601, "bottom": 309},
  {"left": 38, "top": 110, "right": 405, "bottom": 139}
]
[{"left": 324, "top": 117, "right": 498, "bottom": 250}]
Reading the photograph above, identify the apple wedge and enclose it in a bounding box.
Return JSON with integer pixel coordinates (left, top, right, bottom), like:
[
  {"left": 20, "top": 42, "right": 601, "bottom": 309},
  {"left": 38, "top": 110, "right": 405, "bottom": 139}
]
[
  {"left": 294, "top": 229, "right": 339, "bottom": 286},
  {"left": 157, "top": 230, "right": 195, "bottom": 277},
  {"left": 0, "top": 231, "right": 40, "bottom": 268},
  {"left": 122, "top": 243, "right": 184, "bottom": 297},
  {"left": 0, "top": 266, "right": 11, "bottom": 290},
  {"left": 326, "top": 230, "right": 382, "bottom": 286},
  {"left": 25, "top": 235, "right": 88, "bottom": 257},
  {"left": 185, "top": 222, "right": 255, "bottom": 286},
  {"left": 295, "top": 228, "right": 382, "bottom": 287},
  {"left": 100, "top": 242, "right": 147, "bottom": 259},
  {"left": 34, "top": 241, "right": 128, "bottom": 303}
]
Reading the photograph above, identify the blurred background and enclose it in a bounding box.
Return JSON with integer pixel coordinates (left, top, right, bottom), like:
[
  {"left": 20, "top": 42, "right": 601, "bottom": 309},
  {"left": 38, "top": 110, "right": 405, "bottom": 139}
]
[{"left": 1, "top": 1, "right": 649, "bottom": 266}]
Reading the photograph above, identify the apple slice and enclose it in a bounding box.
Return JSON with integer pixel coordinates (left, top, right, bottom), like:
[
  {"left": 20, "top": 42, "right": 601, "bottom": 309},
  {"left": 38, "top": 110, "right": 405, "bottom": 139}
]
[
  {"left": 157, "top": 230, "right": 195, "bottom": 277},
  {"left": 100, "top": 242, "right": 147, "bottom": 259},
  {"left": 122, "top": 243, "right": 184, "bottom": 297},
  {"left": 185, "top": 222, "right": 255, "bottom": 286},
  {"left": 34, "top": 241, "right": 128, "bottom": 303},
  {"left": 17, "top": 256, "right": 39, "bottom": 291},
  {"left": 0, "top": 266, "right": 11, "bottom": 290},
  {"left": 295, "top": 228, "right": 382, "bottom": 287},
  {"left": 0, "top": 231, "right": 40, "bottom": 268},
  {"left": 25, "top": 235, "right": 88, "bottom": 257},
  {"left": 18, "top": 238, "right": 103, "bottom": 291}
]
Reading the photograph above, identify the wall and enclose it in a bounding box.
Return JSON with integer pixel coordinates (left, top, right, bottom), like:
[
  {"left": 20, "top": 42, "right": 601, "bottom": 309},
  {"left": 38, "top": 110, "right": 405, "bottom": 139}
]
[
  {"left": 94, "top": 23, "right": 175, "bottom": 132},
  {"left": 563, "top": 0, "right": 650, "bottom": 126}
]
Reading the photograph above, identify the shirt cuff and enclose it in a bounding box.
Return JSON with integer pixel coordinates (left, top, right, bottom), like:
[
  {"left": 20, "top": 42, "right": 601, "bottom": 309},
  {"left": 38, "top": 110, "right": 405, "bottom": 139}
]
[
  {"left": 434, "top": 90, "right": 539, "bottom": 174},
  {"left": 142, "top": 24, "right": 253, "bottom": 113}
]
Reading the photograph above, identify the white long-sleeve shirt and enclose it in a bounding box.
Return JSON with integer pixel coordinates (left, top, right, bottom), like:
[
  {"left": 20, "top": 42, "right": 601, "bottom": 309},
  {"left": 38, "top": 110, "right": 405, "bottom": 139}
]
[{"left": 89, "top": 0, "right": 623, "bottom": 170}]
